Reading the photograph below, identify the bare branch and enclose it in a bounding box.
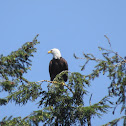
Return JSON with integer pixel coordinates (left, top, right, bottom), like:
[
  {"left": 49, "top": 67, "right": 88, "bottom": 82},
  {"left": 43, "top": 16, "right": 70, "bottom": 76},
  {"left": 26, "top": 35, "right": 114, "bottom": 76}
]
[
  {"left": 104, "top": 35, "right": 111, "bottom": 48},
  {"left": 89, "top": 94, "right": 93, "bottom": 106}
]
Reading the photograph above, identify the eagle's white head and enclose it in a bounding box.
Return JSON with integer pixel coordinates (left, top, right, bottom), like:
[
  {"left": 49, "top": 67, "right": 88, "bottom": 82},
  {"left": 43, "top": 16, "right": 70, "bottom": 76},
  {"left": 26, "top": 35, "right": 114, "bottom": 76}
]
[{"left": 48, "top": 48, "right": 61, "bottom": 59}]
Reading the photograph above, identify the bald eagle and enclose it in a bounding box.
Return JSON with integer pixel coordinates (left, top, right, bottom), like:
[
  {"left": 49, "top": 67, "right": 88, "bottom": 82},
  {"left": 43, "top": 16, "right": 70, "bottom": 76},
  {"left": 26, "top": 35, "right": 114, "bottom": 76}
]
[{"left": 48, "top": 48, "right": 68, "bottom": 82}]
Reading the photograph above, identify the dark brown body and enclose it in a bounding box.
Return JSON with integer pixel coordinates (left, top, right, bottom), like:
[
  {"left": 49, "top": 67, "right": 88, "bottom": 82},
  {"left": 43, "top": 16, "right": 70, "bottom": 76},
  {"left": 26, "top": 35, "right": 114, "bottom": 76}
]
[{"left": 49, "top": 57, "right": 68, "bottom": 82}]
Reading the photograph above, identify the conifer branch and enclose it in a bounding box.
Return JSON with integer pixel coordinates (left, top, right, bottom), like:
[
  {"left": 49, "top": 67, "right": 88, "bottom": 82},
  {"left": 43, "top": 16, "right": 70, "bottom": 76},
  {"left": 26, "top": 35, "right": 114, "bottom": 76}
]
[
  {"left": 37, "top": 79, "right": 74, "bottom": 94},
  {"left": 37, "top": 70, "right": 74, "bottom": 93},
  {"left": 101, "top": 116, "right": 125, "bottom": 126}
]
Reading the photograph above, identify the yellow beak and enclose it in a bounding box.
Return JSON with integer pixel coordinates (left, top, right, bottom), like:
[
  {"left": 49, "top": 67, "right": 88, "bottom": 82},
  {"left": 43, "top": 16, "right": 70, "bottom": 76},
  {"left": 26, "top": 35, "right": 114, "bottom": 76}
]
[{"left": 48, "top": 50, "right": 52, "bottom": 54}]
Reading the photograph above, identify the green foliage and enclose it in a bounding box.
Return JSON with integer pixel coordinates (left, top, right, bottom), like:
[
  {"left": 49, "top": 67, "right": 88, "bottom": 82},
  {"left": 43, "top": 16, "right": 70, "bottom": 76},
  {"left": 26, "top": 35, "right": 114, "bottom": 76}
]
[
  {"left": 68, "top": 72, "right": 89, "bottom": 105},
  {"left": 75, "top": 96, "right": 112, "bottom": 125},
  {"left": 74, "top": 36, "right": 126, "bottom": 125},
  {"left": 0, "top": 35, "right": 39, "bottom": 81},
  {"left": 0, "top": 98, "right": 7, "bottom": 105},
  {"left": 7, "top": 82, "right": 42, "bottom": 105},
  {"left": 0, "top": 34, "right": 40, "bottom": 104},
  {"left": 0, "top": 35, "right": 125, "bottom": 126},
  {"left": 0, "top": 116, "right": 29, "bottom": 126},
  {"left": 74, "top": 46, "right": 126, "bottom": 116}
]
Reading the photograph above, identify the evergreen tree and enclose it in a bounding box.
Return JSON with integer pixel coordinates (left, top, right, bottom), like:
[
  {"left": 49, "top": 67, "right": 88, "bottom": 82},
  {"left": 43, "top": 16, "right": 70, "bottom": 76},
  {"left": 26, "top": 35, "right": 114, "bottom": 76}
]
[{"left": 0, "top": 35, "right": 125, "bottom": 126}]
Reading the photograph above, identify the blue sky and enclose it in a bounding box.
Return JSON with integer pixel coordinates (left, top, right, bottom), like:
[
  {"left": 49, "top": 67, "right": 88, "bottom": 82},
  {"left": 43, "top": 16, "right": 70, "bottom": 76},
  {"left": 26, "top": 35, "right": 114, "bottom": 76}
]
[{"left": 0, "top": 0, "right": 126, "bottom": 125}]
